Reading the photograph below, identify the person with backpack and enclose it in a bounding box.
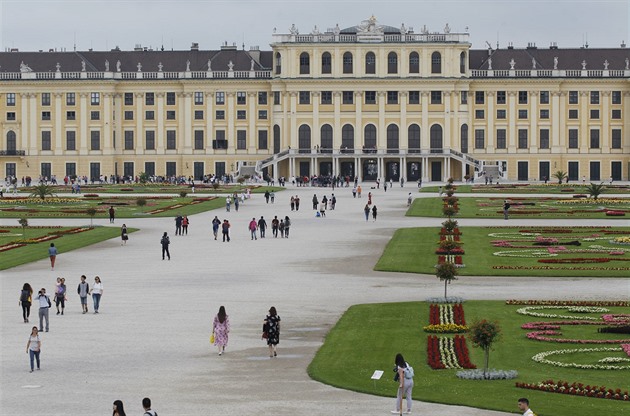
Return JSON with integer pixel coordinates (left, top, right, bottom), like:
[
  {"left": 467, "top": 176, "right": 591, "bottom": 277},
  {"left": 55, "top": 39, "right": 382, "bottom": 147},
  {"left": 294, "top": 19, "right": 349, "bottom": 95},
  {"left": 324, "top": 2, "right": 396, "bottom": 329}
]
[
  {"left": 284, "top": 216, "right": 291, "bottom": 238},
  {"left": 19, "top": 283, "right": 33, "bottom": 323},
  {"left": 142, "top": 397, "right": 157, "bottom": 416},
  {"left": 221, "top": 220, "right": 231, "bottom": 242},
  {"left": 257, "top": 216, "right": 267, "bottom": 238},
  {"left": 391, "top": 353, "right": 414, "bottom": 415},
  {"left": 54, "top": 277, "right": 66, "bottom": 315},
  {"left": 36, "top": 288, "right": 51, "bottom": 332}
]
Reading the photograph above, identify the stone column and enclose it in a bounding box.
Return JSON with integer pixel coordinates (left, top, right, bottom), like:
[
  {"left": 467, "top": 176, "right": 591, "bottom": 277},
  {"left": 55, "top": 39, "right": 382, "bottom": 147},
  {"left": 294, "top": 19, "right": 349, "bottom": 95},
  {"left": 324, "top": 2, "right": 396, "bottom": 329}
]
[
  {"left": 551, "top": 91, "right": 562, "bottom": 151},
  {"left": 54, "top": 93, "right": 63, "bottom": 154},
  {"left": 79, "top": 93, "right": 88, "bottom": 154},
  {"left": 206, "top": 92, "right": 214, "bottom": 152},
  {"left": 378, "top": 91, "right": 386, "bottom": 151},
  {"left": 226, "top": 92, "right": 236, "bottom": 153},
  {"left": 181, "top": 92, "right": 192, "bottom": 154},
  {"left": 333, "top": 91, "right": 341, "bottom": 149},
  {"left": 156, "top": 92, "right": 165, "bottom": 152},
  {"left": 103, "top": 93, "right": 115, "bottom": 155},
  {"left": 529, "top": 91, "right": 538, "bottom": 151},
  {"left": 421, "top": 91, "right": 430, "bottom": 151},
  {"left": 248, "top": 91, "right": 257, "bottom": 152},
  {"left": 486, "top": 92, "right": 495, "bottom": 151},
  {"left": 507, "top": 91, "right": 517, "bottom": 151},
  {"left": 400, "top": 91, "right": 408, "bottom": 151},
  {"left": 20, "top": 93, "right": 29, "bottom": 154},
  {"left": 579, "top": 91, "right": 588, "bottom": 151},
  {"left": 601, "top": 91, "right": 610, "bottom": 152}
]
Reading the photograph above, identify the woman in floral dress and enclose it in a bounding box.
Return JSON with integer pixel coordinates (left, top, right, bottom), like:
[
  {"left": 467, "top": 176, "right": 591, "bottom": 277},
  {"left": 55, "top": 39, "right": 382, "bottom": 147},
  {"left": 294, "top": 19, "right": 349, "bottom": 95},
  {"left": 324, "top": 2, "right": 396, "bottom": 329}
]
[
  {"left": 264, "top": 306, "right": 281, "bottom": 358},
  {"left": 212, "top": 306, "right": 230, "bottom": 356}
]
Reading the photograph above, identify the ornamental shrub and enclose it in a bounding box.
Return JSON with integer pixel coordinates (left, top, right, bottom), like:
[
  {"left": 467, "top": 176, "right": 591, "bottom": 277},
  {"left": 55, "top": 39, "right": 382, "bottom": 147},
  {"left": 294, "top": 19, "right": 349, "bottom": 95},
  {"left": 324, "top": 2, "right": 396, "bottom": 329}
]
[{"left": 469, "top": 319, "right": 502, "bottom": 379}]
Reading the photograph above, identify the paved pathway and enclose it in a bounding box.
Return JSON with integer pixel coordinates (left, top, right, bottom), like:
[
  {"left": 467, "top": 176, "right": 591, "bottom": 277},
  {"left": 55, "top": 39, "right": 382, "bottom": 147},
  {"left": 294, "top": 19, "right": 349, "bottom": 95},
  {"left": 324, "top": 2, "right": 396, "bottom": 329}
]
[{"left": 1, "top": 184, "right": 628, "bottom": 415}]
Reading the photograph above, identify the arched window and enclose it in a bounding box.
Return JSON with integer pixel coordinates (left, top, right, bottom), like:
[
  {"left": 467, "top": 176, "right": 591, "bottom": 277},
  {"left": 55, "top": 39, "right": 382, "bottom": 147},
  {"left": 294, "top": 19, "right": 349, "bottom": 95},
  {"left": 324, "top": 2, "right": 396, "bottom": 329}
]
[
  {"left": 343, "top": 52, "right": 353, "bottom": 74},
  {"left": 459, "top": 52, "right": 466, "bottom": 74},
  {"left": 275, "top": 52, "right": 282, "bottom": 75},
  {"left": 299, "top": 52, "right": 310, "bottom": 75},
  {"left": 408, "top": 124, "right": 420, "bottom": 153},
  {"left": 321, "top": 52, "right": 332, "bottom": 74},
  {"left": 387, "top": 124, "right": 399, "bottom": 153},
  {"left": 273, "top": 125, "right": 281, "bottom": 153},
  {"left": 341, "top": 124, "right": 354, "bottom": 153},
  {"left": 365, "top": 52, "right": 376, "bottom": 74},
  {"left": 460, "top": 124, "right": 468, "bottom": 153},
  {"left": 409, "top": 52, "right": 419, "bottom": 74},
  {"left": 298, "top": 124, "right": 311, "bottom": 153},
  {"left": 387, "top": 52, "right": 398, "bottom": 74},
  {"left": 430, "top": 124, "right": 443, "bottom": 151},
  {"left": 320, "top": 124, "right": 333, "bottom": 153},
  {"left": 364, "top": 124, "right": 377, "bottom": 151},
  {"left": 431, "top": 51, "right": 442, "bottom": 74},
  {"left": 6, "top": 130, "right": 17, "bottom": 151}
]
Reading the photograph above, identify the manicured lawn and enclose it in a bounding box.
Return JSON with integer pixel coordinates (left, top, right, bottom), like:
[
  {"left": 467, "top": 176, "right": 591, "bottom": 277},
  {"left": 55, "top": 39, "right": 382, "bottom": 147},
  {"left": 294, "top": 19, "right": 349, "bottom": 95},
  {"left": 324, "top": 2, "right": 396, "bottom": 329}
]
[
  {"left": 407, "top": 196, "right": 629, "bottom": 219},
  {"left": 419, "top": 184, "right": 630, "bottom": 194},
  {"left": 308, "top": 301, "right": 630, "bottom": 416},
  {"left": 17, "top": 183, "right": 282, "bottom": 194},
  {"left": 0, "top": 196, "right": 225, "bottom": 219},
  {"left": 375, "top": 226, "right": 630, "bottom": 277},
  {"left": 0, "top": 226, "right": 134, "bottom": 270}
]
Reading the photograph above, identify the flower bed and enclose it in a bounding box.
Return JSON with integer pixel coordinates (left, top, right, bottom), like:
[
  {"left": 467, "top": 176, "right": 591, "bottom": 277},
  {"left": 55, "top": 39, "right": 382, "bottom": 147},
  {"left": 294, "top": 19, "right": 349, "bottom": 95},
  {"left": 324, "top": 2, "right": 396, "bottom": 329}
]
[
  {"left": 532, "top": 346, "right": 630, "bottom": 370},
  {"left": 423, "top": 324, "right": 468, "bottom": 333},
  {"left": 516, "top": 379, "right": 629, "bottom": 401},
  {"left": 516, "top": 306, "right": 608, "bottom": 320},
  {"left": 427, "top": 335, "right": 476, "bottom": 369}
]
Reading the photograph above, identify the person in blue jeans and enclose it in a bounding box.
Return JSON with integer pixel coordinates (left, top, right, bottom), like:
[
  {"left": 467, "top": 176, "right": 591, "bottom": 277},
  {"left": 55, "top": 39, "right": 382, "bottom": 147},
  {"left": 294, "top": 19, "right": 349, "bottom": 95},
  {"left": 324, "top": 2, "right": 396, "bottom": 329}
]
[
  {"left": 26, "top": 327, "right": 41, "bottom": 372},
  {"left": 89, "top": 276, "right": 103, "bottom": 314}
]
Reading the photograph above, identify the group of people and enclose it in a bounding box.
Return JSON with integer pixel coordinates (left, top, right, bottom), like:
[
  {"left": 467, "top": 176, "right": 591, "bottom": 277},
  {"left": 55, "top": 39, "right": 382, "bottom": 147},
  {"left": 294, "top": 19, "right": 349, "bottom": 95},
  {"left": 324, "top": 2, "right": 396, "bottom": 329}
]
[
  {"left": 312, "top": 194, "right": 338, "bottom": 217},
  {"left": 110, "top": 397, "right": 158, "bottom": 416},
  {"left": 247, "top": 215, "right": 291, "bottom": 239}
]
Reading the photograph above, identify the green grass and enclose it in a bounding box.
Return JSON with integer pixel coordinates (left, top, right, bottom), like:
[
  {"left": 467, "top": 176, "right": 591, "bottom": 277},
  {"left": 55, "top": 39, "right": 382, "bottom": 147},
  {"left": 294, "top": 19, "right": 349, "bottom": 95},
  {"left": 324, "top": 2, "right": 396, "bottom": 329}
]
[
  {"left": 419, "top": 184, "right": 630, "bottom": 194},
  {"left": 0, "top": 196, "right": 226, "bottom": 218},
  {"left": 0, "top": 226, "right": 134, "bottom": 270},
  {"left": 407, "top": 196, "right": 630, "bottom": 219},
  {"left": 374, "top": 226, "right": 630, "bottom": 277},
  {"left": 18, "top": 183, "right": 283, "bottom": 194},
  {"left": 308, "top": 301, "right": 630, "bottom": 416}
]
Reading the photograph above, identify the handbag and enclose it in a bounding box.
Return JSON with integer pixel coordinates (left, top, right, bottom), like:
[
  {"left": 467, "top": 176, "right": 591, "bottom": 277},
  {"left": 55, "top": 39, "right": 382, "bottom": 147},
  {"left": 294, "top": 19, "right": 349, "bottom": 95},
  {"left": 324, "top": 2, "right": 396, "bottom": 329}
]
[
  {"left": 262, "top": 322, "right": 269, "bottom": 339},
  {"left": 210, "top": 332, "right": 215, "bottom": 344}
]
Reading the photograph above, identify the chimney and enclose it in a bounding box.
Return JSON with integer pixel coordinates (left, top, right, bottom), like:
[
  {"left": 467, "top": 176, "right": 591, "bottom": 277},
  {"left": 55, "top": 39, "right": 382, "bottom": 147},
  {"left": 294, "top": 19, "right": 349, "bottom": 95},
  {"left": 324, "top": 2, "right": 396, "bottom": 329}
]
[
  {"left": 190, "top": 42, "right": 199, "bottom": 51},
  {"left": 248, "top": 45, "right": 260, "bottom": 63}
]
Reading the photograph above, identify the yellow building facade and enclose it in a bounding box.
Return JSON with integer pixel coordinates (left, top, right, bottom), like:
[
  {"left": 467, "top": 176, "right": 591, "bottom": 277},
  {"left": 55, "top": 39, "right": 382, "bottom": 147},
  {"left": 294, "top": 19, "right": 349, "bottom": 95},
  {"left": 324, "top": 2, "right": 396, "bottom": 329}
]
[{"left": 1, "top": 17, "right": 628, "bottom": 182}]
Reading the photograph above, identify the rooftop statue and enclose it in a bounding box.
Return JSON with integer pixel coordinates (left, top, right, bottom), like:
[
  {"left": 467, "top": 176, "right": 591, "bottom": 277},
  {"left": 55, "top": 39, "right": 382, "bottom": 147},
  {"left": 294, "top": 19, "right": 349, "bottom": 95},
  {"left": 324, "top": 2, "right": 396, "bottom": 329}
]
[
  {"left": 603, "top": 60, "right": 609, "bottom": 70},
  {"left": 137, "top": 62, "right": 142, "bottom": 72},
  {"left": 207, "top": 59, "right": 212, "bottom": 71},
  {"left": 357, "top": 15, "right": 383, "bottom": 34},
  {"left": 186, "top": 60, "right": 190, "bottom": 72},
  {"left": 81, "top": 60, "right": 86, "bottom": 71},
  {"left": 228, "top": 60, "right": 234, "bottom": 71},
  {"left": 116, "top": 60, "right": 121, "bottom": 72},
  {"left": 19, "top": 61, "right": 33, "bottom": 73},
  {"left": 581, "top": 60, "right": 587, "bottom": 70},
  {"left": 158, "top": 62, "right": 163, "bottom": 72},
  {"left": 553, "top": 56, "right": 558, "bottom": 70},
  {"left": 105, "top": 60, "right": 109, "bottom": 71},
  {"left": 289, "top": 24, "right": 298, "bottom": 35},
  {"left": 509, "top": 58, "right": 515, "bottom": 70}
]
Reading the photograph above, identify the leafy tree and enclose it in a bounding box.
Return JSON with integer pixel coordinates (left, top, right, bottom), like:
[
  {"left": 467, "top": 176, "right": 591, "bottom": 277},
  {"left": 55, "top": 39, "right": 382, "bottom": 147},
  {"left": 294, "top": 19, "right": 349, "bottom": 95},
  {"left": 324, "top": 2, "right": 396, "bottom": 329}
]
[
  {"left": 585, "top": 182, "right": 605, "bottom": 200},
  {"left": 469, "top": 320, "right": 502, "bottom": 379},
  {"left": 138, "top": 171, "right": 149, "bottom": 184},
  {"left": 435, "top": 262, "right": 458, "bottom": 299},
  {"left": 179, "top": 191, "right": 188, "bottom": 198},
  {"left": 442, "top": 219, "right": 459, "bottom": 232},
  {"left": 29, "top": 183, "right": 56, "bottom": 200},
  {"left": 212, "top": 182, "right": 220, "bottom": 190},
  {"left": 136, "top": 198, "right": 147, "bottom": 207},
  {"left": 18, "top": 217, "right": 28, "bottom": 241},
  {"left": 86, "top": 208, "right": 97, "bottom": 228},
  {"left": 552, "top": 170, "right": 567, "bottom": 184}
]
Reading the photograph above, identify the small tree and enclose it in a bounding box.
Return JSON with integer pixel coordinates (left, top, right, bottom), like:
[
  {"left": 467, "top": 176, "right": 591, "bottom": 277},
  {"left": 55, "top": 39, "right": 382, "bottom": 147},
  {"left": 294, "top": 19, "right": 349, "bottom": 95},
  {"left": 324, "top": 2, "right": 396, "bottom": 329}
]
[
  {"left": 585, "top": 182, "right": 605, "bottom": 200},
  {"left": 212, "top": 182, "right": 220, "bottom": 191},
  {"left": 29, "top": 183, "right": 56, "bottom": 201},
  {"left": 442, "top": 219, "right": 459, "bottom": 232},
  {"left": 138, "top": 171, "right": 149, "bottom": 184},
  {"left": 552, "top": 170, "right": 568, "bottom": 185},
  {"left": 435, "top": 262, "right": 458, "bottom": 299},
  {"left": 86, "top": 208, "right": 97, "bottom": 228},
  {"left": 136, "top": 198, "right": 147, "bottom": 207},
  {"left": 179, "top": 191, "right": 188, "bottom": 198},
  {"left": 18, "top": 217, "right": 28, "bottom": 241},
  {"left": 469, "top": 320, "right": 502, "bottom": 379},
  {"left": 443, "top": 205, "right": 458, "bottom": 218}
]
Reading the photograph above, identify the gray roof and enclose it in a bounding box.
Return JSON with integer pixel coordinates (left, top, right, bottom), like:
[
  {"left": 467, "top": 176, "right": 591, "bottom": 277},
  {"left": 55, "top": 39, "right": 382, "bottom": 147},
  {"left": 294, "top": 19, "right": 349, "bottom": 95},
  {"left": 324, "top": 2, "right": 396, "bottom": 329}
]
[{"left": 469, "top": 48, "right": 629, "bottom": 70}]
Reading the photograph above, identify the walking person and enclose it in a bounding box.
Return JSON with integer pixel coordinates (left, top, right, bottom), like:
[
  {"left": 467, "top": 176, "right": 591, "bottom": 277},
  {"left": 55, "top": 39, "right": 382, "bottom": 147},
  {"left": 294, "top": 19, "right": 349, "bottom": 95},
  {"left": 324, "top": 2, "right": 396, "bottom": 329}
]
[
  {"left": 182, "top": 216, "right": 189, "bottom": 235},
  {"left": 77, "top": 275, "right": 89, "bottom": 314},
  {"left": 212, "top": 216, "right": 221, "bottom": 240},
  {"left": 407, "top": 193, "right": 412, "bottom": 207},
  {"left": 264, "top": 190, "right": 270, "bottom": 204},
  {"left": 367, "top": 192, "right": 372, "bottom": 205},
  {"left": 249, "top": 217, "right": 258, "bottom": 240},
  {"left": 26, "top": 327, "right": 41, "bottom": 372},
  {"left": 294, "top": 195, "right": 300, "bottom": 211},
  {"left": 263, "top": 306, "right": 281, "bottom": 358},
  {"left": 221, "top": 219, "right": 231, "bottom": 242},
  {"left": 319, "top": 201, "right": 326, "bottom": 217},
  {"left": 331, "top": 194, "right": 336, "bottom": 210},
  {"left": 234, "top": 197, "right": 240, "bottom": 212},
  {"left": 503, "top": 200, "right": 511, "bottom": 220},
  {"left": 391, "top": 353, "right": 414, "bottom": 415},
  {"left": 90, "top": 276, "right": 103, "bottom": 314},
  {"left": 284, "top": 216, "right": 291, "bottom": 238},
  {"left": 19, "top": 283, "right": 33, "bottom": 323},
  {"left": 357, "top": 185, "right": 362, "bottom": 198},
  {"left": 290, "top": 196, "right": 295, "bottom": 211},
  {"left": 312, "top": 194, "right": 319, "bottom": 210},
  {"left": 161, "top": 232, "right": 171, "bottom": 260},
  {"left": 270, "top": 191, "right": 275, "bottom": 203},
  {"left": 142, "top": 398, "right": 157, "bottom": 416},
  {"left": 112, "top": 400, "right": 127, "bottom": 416},
  {"left": 225, "top": 196, "right": 232, "bottom": 212},
  {"left": 258, "top": 216, "right": 267, "bottom": 238},
  {"left": 174, "top": 214, "right": 183, "bottom": 236},
  {"left": 108, "top": 206, "right": 115, "bottom": 223},
  {"left": 54, "top": 277, "right": 66, "bottom": 315},
  {"left": 364, "top": 204, "right": 370, "bottom": 221},
  {"left": 271, "top": 216, "right": 279, "bottom": 238},
  {"left": 352, "top": 186, "right": 357, "bottom": 198},
  {"left": 121, "top": 224, "right": 128, "bottom": 245},
  {"left": 372, "top": 205, "right": 378, "bottom": 221},
  {"left": 518, "top": 398, "right": 535, "bottom": 416},
  {"left": 279, "top": 219, "right": 285, "bottom": 238},
  {"left": 36, "top": 288, "right": 51, "bottom": 332},
  {"left": 48, "top": 243, "right": 58, "bottom": 270},
  {"left": 212, "top": 306, "right": 230, "bottom": 356}
]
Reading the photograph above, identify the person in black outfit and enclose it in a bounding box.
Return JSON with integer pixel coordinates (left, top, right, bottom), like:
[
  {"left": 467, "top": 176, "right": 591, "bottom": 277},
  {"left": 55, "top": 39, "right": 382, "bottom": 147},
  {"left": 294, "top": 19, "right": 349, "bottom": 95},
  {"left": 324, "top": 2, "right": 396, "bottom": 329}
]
[
  {"left": 161, "top": 232, "right": 171, "bottom": 260},
  {"left": 174, "top": 215, "right": 183, "bottom": 235},
  {"left": 258, "top": 216, "right": 267, "bottom": 238}
]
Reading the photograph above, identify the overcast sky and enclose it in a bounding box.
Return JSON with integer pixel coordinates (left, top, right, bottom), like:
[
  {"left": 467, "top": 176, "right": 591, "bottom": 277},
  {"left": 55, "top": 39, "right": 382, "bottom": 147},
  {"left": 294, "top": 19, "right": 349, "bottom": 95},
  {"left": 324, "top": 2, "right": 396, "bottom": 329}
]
[{"left": 1, "top": 0, "right": 629, "bottom": 52}]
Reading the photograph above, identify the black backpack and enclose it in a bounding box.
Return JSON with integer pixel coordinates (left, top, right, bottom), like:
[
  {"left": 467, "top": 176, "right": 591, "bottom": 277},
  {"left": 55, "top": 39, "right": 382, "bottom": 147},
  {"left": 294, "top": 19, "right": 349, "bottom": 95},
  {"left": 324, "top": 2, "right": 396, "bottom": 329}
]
[{"left": 20, "top": 290, "right": 29, "bottom": 302}]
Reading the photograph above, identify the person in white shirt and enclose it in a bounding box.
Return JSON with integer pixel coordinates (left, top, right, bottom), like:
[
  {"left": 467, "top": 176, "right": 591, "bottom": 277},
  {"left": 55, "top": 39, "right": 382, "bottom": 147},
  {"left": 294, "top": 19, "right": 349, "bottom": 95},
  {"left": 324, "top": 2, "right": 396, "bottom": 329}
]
[
  {"left": 36, "top": 289, "right": 51, "bottom": 332},
  {"left": 89, "top": 276, "right": 103, "bottom": 314},
  {"left": 518, "top": 398, "right": 535, "bottom": 416}
]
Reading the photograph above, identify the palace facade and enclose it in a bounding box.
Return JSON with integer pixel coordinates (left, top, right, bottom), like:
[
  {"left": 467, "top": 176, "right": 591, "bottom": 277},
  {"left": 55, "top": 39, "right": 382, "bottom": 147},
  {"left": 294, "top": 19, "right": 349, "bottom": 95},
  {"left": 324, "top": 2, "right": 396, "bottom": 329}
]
[{"left": 1, "top": 17, "right": 629, "bottom": 182}]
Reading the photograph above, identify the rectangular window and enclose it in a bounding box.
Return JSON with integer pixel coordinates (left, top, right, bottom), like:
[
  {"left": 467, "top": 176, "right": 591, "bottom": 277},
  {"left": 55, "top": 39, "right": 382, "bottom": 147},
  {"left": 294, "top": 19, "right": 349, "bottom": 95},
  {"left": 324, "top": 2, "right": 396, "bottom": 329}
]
[
  {"left": 612, "top": 91, "right": 622, "bottom": 105},
  {"left": 166, "top": 111, "right": 176, "bottom": 120},
  {"left": 389, "top": 91, "right": 399, "bottom": 105},
  {"left": 41, "top": 131, "right": 51, "bottom": 150},
  {"left": 145, "top": 130, "right": 155, "bottom": 150},
  {"left": 342, "top": 91, "right": 353, "bottom": 105},
  {"left": 124, "top": 131, "right": 134, "bottom": 150},
  {"left": 90, "top": 92, "right": 100, "bottom": 105},
  {"left": 237, "top": 130, "right": 247, "bottom": 149},
  {"left": 66, "top": 131, "right": 76, "bottom": 150},
  {"left": 90, "top": 111, "right": 100, "bottom": 120},
  {"left": 365, "top": 91, "right": 377, "bottom": 104},
  {"left": 258, "top": 130, "right": 268, "bottom": 149},
  {"left": 66, "top": 93, "right": 75, "bottom": 106},
  {"left": 611, "top": 129, "right": 622, "bottom": 149},
  {"left": 496, "top": 109, "right": 506, "bottom": 119},
  {"left": 299, "top": 91, "right": 310, "bottom": 105},
  {"left": 612, "top": 109, "right": 621, "bottom": 119},
  {"left": 166, "top": 130, "right": 176, "bottom": 150},
  {"left": 569, "top": 109, "right": 578, "bottom": 119},
  {"left": 540, "top": 91, "right": 550, "bottom": 104},
  {"left": 273, "top": 91, "right": 281, "bottom": 105},
  {"left": 236, "top": 92, "right": 246, "bottom": 105},
  {"left": 475, "top": 109, "right": 484, "bottom": 119},
  {"left": 145, "top": 111, "right": 154, "bottom": 120},
  {"left": 166, "top": 162, "right": 177, "bottom": 177},
  {"left": 90, "top": 131, "right": 100, "bottom": 150},
  {"left": 6, "top": 112, "right": 16, "bottom": 121},
  {"left": 496, "top": 129, "right": 507, "bottom": 149},
  {"left": 65, "top": 162, "right": 76, "bottom": 177},
  {"left": 409, "top": 91, "right": 420, "bottom": 105},
  {"left": 145, "top": 162, "right": 155, "bottom": 176},
  {"left": 496, "top": 91, "right": 506, "bottom": 105},
  {"left": 194, "top": 91, "right": 204, "bottom": 105},
  {"left": 518, "top": 91, "right": 528, "bottom": 104},
  {"left": 518, "top": 129, "right": 528, "bottom": 149},
  {"left": 124, "top": 111, "right": 134, "bottom": 120},
  {"left": 145, "top": 92, "right": 155, "bottom": 105},
  {"left": 568, "top": 91, "right": 578, "bottom": 104},
  {"left": 194, "top": 130, "right": 204, "bottom": 150},
  {"left": 124, "top": 93, "right": 133, "bottom": 105},
  {"left": 123, "top": 162, "right": 134, "bottom": 178},
  {"left": 474, "top": 129, "right": 485, "bottom": 149},
  {"left": 321, "top": 91, "right": 332, "bottom": 105},
  {"left": 590, "top": 129, "right": 600, "bottom": 148},
  {"left": 258, "top": 92, "right": 267, "bottom": 105},
  {"left": 166, "top": 92, "right": 176, "bottom": 105},
  {"left": 568, "top": 129, "right": 579, "bottom": 149},
  {"left": 539, "top": 109, "right": 549, "bottom": 119},
  {"left": 66, "top": 111, "right": 76, "bottom": 120},
  {"left": 6, "top": 93, "right": 16, "bottom": 106},
  {"left": 590, "top": 91, "right": 599, "bottom": 104},
  {"left": 41, "top": 111, "right": 51, "bottom": 121},
  {"left": 429, "top": 91, "right": 441, "bottom": 105},
  {"left": 194, "top": 110, "right": 204, "bottom": 120},
  {"left": 590, "top": 109, "right": 599, "bottom": 119},
  {"left": 475, "top": 91, "right": 484, "bottom": 104},
  {"left": 40, "top": 162, "right": 52, "bottom": 179},
  {"left": 539, "top": 129, "right": 550, "bottom": 149},
  {"left": 237, "top": 110, "right": 246, "bottom": 120},
  {"left": 216, "top": 92, "right": 225, "bottom": 105},
  {"left": 216, "top": 110, "right": 225, "bottom": 120},
  {"left": 518, "top": 109, "right": 528, "bottom": 119},
  {"left": 41, "top": 93, "right": 51, "bottom": 106},
  {"left": 258, "top": 110, "right": 267, "bottom": 120},
  {"left": 460, "top": 91, "right": 468, "bottom": 105}
]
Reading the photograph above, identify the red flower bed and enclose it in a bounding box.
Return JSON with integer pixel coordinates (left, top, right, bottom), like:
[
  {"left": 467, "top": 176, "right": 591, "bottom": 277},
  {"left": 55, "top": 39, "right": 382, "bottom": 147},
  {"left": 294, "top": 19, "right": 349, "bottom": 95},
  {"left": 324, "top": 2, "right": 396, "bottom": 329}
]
[
  {"left": 429, "top": 304, "right": 440, "bottom": 325},
  {"left": 453, "top": 303, "right": 466, "bottom": 325},
  {"left": 83, "top": 194, "right": 99, "bottom": 198},
  {"left": 525, "top": 330, "right": 630, "bottom": 344},
  {"left": 506, "top": 300, "right": 629, "bottom": 307},
  {"left": 435, "top": 248, "right": 465, "bottom": 255},
  {"left": 454, "top": 335, "right": 476, "bottom": 369},
  {"left": 538, "top": 258, "right": 630, "bottom": 264},
  {"left": 427, "top": 335, "right": 446, "bottom": 369},
  {"left": 606, "top": 211, "right": 626, "bottom": 216},
  {"left": 516, "top": 380, "right": 629, "bottom": 401}
]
